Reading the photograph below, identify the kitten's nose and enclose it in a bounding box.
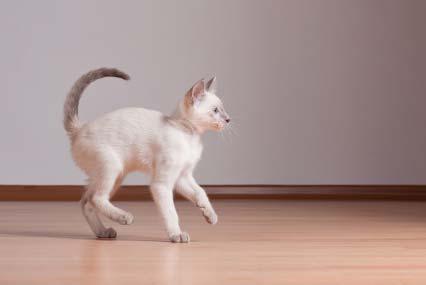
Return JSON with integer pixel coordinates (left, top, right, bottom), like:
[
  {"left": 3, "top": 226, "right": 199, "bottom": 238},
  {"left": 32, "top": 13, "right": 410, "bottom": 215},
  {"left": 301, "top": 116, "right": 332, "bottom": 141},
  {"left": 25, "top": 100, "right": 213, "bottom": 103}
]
[{"left": 225, "top": 118, "right": 231, "bottom": 123}]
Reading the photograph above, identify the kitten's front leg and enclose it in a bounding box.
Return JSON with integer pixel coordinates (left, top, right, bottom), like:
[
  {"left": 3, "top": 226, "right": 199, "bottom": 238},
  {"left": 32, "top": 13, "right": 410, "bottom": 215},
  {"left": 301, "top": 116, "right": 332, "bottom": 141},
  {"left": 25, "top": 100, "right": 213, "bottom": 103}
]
[
  {"left": 175, "top": 175, "right": 218, "bottom": 225},
  {"left": 150, "top": 166, "right": 189, "bottom": 243}
]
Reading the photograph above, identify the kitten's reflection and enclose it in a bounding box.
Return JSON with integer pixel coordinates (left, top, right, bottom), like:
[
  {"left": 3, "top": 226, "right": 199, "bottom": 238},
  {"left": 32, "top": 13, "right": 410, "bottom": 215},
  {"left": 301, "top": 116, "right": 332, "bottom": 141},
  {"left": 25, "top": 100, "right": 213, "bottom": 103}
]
[
  {"left": 79, "top": 239, "right": 185, "bottom": 284},
  {"left": 160, "top": 244, "right": 181, "bottom": 284}
]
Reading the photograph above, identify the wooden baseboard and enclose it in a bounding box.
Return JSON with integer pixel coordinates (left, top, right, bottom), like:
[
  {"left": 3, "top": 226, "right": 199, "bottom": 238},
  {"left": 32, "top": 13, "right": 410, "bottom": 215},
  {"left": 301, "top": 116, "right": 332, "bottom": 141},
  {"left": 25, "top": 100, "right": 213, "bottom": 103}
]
[{"left": 0, "top": 185, "right": 426, "bottom": 201}]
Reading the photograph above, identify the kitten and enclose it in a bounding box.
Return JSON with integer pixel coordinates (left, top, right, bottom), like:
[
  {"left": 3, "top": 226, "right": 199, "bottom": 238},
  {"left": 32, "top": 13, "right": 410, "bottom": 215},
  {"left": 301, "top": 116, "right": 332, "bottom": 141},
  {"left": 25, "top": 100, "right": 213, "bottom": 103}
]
[{"left": 63, "top": 68, "right": 230, "bottom": 243}]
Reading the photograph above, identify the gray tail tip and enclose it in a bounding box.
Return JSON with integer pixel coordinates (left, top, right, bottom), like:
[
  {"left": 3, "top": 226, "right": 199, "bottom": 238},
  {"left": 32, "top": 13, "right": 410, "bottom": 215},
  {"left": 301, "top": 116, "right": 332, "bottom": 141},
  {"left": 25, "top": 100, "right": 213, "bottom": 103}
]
[
  {"left": 107, "top": 67, "right": 131, "bottom": 81},
  {"left": 121, "top": 72, "right": 131, "bottom": 81}
]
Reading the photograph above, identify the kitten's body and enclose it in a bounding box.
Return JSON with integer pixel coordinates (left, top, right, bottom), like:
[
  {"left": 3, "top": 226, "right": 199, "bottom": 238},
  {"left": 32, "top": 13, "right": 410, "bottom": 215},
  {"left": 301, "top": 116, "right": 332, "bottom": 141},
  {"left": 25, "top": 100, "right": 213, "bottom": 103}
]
[
  {"left": 73, "top": 108, "right": 202, "bottom": 176},
  {"left": 64, "top": 68, "right": 230, "bottom": 242}
]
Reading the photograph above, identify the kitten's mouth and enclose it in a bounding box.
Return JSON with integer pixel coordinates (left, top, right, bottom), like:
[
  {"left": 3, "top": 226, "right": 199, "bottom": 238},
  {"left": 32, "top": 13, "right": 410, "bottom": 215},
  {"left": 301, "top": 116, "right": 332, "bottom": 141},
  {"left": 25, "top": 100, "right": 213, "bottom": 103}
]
[{"left": 214, "top": 122, "right": 225, "bottom": 131}]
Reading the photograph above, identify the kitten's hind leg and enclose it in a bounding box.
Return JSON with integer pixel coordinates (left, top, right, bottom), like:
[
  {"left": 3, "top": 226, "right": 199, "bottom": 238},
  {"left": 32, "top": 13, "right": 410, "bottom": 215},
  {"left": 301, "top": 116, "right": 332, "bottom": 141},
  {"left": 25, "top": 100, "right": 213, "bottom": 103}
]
[
  {"left": 88, "top": 169, "right": 134, "bottom": 226},
  {"left": 81, "top": 192, "right": 117, "bottom": 238}
]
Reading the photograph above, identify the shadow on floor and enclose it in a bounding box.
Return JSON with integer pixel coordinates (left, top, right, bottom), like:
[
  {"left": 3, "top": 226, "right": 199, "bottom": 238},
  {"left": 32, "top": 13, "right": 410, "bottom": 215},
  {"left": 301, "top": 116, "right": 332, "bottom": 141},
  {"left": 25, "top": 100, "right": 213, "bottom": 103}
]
[{"left": 0, "top": 229, "right": 169, "bottom": 242}]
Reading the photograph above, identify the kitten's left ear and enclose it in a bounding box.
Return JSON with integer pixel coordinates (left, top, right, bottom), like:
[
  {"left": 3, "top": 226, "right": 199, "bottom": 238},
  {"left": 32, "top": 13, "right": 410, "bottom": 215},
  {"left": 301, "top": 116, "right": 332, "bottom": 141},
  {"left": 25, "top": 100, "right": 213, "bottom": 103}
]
[
  {"left": 206, "top": 76, "right": 217, "bottom": 92},
  {"left": 185, "top": 79, "right": 205, "bottom": 107}
]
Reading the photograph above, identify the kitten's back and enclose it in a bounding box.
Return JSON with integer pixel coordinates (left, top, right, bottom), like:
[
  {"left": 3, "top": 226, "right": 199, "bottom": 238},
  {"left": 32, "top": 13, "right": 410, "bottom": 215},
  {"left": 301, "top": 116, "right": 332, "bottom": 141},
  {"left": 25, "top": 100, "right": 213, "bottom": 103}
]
[{"left": 75, "top": 107, "right": 164, "bottom": 144}]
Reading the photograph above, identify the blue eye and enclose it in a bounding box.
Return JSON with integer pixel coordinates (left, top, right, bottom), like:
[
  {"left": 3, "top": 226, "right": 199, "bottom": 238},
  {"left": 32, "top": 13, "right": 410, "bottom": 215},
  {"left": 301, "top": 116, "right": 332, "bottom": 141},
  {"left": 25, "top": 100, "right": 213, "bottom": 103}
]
[{"left": 213, "top": 107, "right": 219, "bottom": 113}]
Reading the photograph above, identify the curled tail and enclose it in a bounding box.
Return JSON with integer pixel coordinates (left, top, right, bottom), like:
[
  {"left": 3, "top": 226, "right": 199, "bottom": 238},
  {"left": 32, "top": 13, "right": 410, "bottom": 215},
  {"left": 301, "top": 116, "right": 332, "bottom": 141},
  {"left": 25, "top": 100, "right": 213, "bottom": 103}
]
[{"left": 63, "top": 67, "right": 130, "bottom": 135}]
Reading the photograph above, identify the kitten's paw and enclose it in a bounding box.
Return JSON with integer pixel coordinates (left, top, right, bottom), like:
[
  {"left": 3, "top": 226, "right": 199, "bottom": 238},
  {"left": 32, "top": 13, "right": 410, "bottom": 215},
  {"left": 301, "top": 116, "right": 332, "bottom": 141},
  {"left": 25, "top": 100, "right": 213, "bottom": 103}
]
[
  {"left": 96, "top": 227, "right": 117, "bottom": 239},
  {"left": 169, "top": 232, "right": 190, "bottom": 243},
  {"left": 118, "top": 212, "right": 134, "bottom": 225},
  {"left": 202, "top": 208, "right": 218, "bottom": 225}
]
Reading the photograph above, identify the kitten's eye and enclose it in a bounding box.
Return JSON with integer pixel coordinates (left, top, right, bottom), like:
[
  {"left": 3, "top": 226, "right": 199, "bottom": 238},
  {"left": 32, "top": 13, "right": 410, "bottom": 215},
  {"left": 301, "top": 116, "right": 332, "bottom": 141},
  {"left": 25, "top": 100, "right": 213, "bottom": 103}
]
[{"left": 213, "top": 107, "right": 219, "bottom": 113}]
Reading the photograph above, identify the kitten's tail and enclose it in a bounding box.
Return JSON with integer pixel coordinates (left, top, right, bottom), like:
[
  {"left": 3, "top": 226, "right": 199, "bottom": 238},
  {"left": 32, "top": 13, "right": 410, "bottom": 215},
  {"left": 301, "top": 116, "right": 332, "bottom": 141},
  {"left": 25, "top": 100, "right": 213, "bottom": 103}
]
[{"left": 63, "top": 67, "right": 130, "bottom": 136}]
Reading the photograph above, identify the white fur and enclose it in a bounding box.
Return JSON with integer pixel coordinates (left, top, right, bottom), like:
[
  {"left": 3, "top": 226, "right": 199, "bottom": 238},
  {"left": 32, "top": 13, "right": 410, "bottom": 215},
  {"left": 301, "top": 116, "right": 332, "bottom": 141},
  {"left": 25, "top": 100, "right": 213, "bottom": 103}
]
[{"left": 69, "top": 76, "right": 230, "bottom": 242}]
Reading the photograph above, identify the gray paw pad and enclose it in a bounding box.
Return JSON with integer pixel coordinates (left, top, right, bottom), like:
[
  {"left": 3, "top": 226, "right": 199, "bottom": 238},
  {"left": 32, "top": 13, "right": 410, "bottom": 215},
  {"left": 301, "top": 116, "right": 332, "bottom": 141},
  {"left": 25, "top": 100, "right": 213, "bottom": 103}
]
[
  {"left": 97, "top": 227, "right": 117, "bottom": 239},
  {"left": 170, "top": 232, "right": 190, "bottom": 243}
]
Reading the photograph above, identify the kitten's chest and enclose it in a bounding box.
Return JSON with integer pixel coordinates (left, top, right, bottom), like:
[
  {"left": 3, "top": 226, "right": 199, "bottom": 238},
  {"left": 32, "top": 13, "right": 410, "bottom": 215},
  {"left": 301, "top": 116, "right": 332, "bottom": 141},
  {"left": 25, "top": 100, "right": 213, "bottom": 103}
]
[
  {"left": 188, "top": 140, "right": 203, "bottom": 162},
  {"left": 183, "top": 137, "right": 203, "bottom": 165}
]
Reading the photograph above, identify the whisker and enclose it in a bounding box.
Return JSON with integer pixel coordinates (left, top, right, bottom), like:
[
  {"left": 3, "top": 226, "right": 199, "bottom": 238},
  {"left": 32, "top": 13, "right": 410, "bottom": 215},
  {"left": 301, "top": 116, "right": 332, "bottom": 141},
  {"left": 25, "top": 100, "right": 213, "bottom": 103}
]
[
  {"left": 222, "top": 128, "right": 232, "bottom": 143},
  {"left": 228, "top": 125, "right": 238, "bottom": 137},
  {"left": 219, "top": 129, "right": 226, "bottom": 141}
]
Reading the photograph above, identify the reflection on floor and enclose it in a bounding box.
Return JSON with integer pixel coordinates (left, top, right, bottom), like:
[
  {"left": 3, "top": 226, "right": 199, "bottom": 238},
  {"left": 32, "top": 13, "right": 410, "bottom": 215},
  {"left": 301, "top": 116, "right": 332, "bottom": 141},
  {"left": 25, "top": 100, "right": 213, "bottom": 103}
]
[{"left": 1, "top": 200, "right": 426, "bottom": 285}]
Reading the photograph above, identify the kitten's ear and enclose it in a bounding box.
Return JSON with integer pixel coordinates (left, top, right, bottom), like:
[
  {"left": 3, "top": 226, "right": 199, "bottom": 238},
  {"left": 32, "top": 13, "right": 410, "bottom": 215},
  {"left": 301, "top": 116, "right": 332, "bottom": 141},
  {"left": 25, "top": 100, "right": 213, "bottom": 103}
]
[
  {"left": 185, "top": 79, "right": 205, "bottom": 106},
  {"left": 206, "top": 76, "right": 217, "bottom": 92}
]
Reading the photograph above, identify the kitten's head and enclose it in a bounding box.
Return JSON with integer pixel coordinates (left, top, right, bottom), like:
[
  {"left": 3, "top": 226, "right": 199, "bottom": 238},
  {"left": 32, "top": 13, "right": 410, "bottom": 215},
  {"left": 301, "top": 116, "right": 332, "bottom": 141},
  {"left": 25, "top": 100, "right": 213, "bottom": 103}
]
[{"left": 182, "top": 77, "right": 231, "bottom": 132}]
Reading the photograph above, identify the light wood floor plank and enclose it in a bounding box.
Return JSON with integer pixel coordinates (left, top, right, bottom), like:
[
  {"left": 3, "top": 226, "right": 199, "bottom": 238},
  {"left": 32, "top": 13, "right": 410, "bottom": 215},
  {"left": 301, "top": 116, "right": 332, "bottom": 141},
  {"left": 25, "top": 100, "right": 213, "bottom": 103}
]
[{"left": 1, "top": 200, "right": 426, "bottom": 284}]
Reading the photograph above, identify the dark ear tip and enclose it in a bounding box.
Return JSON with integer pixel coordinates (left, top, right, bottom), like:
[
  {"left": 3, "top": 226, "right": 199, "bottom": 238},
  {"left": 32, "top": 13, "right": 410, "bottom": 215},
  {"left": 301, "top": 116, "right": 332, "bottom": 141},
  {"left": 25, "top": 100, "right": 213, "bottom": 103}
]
[{"left": 206, "top": 76, "right": 216, "bottom": 91}]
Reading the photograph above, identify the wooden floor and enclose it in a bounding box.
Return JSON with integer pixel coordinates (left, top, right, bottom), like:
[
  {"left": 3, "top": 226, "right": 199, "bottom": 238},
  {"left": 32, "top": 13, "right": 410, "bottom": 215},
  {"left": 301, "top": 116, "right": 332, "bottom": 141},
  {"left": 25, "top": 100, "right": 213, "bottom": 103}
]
[{"left": 1, "top": 200, "right": 426, "bottom": 284}]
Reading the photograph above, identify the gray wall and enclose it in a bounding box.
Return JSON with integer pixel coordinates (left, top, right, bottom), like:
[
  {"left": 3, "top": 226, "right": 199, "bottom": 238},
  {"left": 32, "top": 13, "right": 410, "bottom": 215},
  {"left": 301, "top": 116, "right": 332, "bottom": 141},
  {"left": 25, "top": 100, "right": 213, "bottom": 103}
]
[{"left": 1, "top": 0, "right": 425, "bottom": 185}]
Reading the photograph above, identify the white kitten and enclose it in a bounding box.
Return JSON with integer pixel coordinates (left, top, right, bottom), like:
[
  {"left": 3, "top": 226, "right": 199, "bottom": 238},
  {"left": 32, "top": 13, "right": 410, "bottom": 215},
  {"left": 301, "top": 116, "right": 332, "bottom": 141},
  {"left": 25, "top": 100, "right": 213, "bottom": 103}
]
[{"left": 64, "top": 68, "right": 230, "bottom": 242}]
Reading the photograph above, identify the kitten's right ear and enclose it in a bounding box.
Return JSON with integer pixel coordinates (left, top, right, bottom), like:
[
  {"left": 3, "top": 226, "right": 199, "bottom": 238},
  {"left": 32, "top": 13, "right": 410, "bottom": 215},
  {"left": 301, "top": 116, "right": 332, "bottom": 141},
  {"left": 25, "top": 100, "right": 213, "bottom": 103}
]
[
  {"left": 206, "top": 76, "right": 217, "bottom": 92},
  {"left": 185, "top": 79, "right": 205, "bottom": 107}
]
